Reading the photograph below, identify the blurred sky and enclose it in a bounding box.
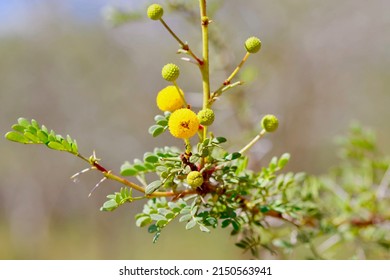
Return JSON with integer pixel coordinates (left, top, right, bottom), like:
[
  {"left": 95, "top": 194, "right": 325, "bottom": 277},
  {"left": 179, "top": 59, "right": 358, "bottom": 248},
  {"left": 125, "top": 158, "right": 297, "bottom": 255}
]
[{"left": 0, "top": 0, "right": 142, "bottom": 33}]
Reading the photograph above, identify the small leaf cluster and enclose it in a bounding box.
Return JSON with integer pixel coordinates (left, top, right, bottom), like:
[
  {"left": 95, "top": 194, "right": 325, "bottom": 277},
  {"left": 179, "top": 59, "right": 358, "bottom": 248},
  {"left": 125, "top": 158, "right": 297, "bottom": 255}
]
[
  {"left": 5, "top": 118, "right": 78, "bottom": 155},
  {"left": 120, "top": 146, "right": 180, "bottom": 177},
  {"left": 100, "top": 187, "right": 133, "bottom": 212},
  {"left": 135, "top": 197, "right": 190, "bottom": 242},
  {"left": 148, "top": 112, "right": 170, "bottom": 137}
]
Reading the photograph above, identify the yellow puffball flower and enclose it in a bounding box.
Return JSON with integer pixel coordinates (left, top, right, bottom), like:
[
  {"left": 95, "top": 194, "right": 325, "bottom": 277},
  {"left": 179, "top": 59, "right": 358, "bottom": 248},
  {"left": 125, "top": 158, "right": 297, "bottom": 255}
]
[
  {"left": 156, "top": 86, "right": 185, "bottom": 112},
  {"left": 168, "top": 108, "right": 199, "bottom": 139}
]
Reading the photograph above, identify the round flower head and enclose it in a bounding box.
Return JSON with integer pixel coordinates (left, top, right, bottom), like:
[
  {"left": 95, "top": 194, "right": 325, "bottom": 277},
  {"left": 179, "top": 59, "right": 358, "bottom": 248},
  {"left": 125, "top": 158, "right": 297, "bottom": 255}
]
[
  {"left": 156, "top": 86, "right": 185, "bottom": 112},
  {"left": 147, "top": 4, "right": 164, "bottom": 20},
  {"left": 261, "top": 114, "right": 279, "bottom": 132},
  {"left": 162, "top": 63, "right": 180, "bottom": 82},
  {"left": 245, "top": 36, "right": 262, "bottom": 53},
  {"left": 168, "top": 108, "right": 199, "bottom": 139},
  {"left": 187, "top": 171, "right": 204, "bottom": 188},
  {"left": 197, "top": 108, "right": 215, "bottom": 126}
]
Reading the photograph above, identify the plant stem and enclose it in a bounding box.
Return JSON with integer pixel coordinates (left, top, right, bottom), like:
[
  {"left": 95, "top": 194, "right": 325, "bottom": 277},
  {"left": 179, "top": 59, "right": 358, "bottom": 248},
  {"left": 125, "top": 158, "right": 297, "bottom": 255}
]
[
  {"left": 211, "top": 52, "right": 250, "bottom": 101},
  {"left": 173, "top": 81, "right": 187, "bottom": 106},
  {"left": 159, "top": 18, "right": 202, "bottom": 64},
  {"left": 199, "top": 0, "right": 210, "bottom": 142},
  {"left": 239, "top": 129, "right": 267, "bottom": 154},
  {"left": 76, "top": 153, "right": 189, "bottom": 198},
  {"left": 185, "top": 138, "right": 192, "bottom": 154}
]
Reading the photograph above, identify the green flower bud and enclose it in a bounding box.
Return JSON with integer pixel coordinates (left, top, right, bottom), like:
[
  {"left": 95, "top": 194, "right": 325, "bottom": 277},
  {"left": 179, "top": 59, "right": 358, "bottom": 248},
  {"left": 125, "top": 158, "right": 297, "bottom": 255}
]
[
  {"left": 187, "top": 171, "right": 204, "bottom": 188},
  {"left": 162, "top": 63, "right": 180, "bottom": 82},
  {"left": 147, "top": 4, "right": 164, "bottom": 20},
  {"left": 261, "top": 114, "right": 279, "bottom": 132},
  {"left": 197, "top": 108, "right": 215, "bottom": 126},
  {"left": 245, "top": 36, "right": 262, "bottom": 53}
]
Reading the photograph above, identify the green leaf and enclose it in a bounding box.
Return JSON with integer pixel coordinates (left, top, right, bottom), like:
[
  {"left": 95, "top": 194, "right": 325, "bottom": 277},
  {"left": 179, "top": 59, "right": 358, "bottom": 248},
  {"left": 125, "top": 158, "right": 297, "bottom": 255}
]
[
  {"left": 180, "top": 207, "right": 191, "bottom": 215},
  {"left": 260, "top": 205, "right": 270, "bottom": 213},
  {"left": 37, "top": 130, "right": 49, "bottom": 143},
  {"left": 17, "top": 118, "right": 30, "bottom": 128},
  {"left": 5, "top": 131, "right": 31, "bottom": 144},
  {"left": 179, "top": 214, "right": 192, "bottom": 222},
  {"left": 225, "top": 152, "right": 241, "bottom": 161},
  {"left": 136, "top": 216, "right": 152, "bottom": 227},
  {"left": 61, "top": 139, "right": 71, "bottom": 151},
  {"left": 185, "top": 219, "right": 197, "bottom": 230},
  {"left": 278, "top": 153, "right": 290, "bottom": 169},
  {"left": 148, "top": 224, "right": 158, "bottom": 233},
  {"left": 41, "top": 125, "right": 48, "bottom": 133},
  {"left": 26, "top": 125, "right": 37, "bottom": 134},
  {"left": 269, "top": 156, "right": 278, "bottom": 169},
  {"left": 199, "top": 224, "right": 210, "bottom": 233},
  {"left": 150, "top": 214, "right": 167, "bottom": 222},
  {"left": 152, "top": 232, "right": 160, "bottom": 243},
  {"left": 156, "top": 119, "right": 168, "bottom": 126},
  {"left": 156, "top": 219, "right": 168, "bottom": 227},
  {"left": 120, "top": 162, "right": 138, "bottom": 176},
  {"left": 231, "top": 220, "right": 240, "bottom": 231},
  {"left": 47, "top": 141, "right": 65, "bottom": 151},
  {"left": 202, "top": 138, "right": 210, "bottom": 146},
  {"left": 100, "top": 200, "right": 118, "bottom": 211},
  {"left": 213, "top": 137, "right": 227, "bottom": 144},
  {"left": 11, "top": 124, "right": 26, "bottom": 133},
  {"left": 71, "top": 142, "right": 78, "bottom": 154},
  {"left": 24, "top": 132, "right": 40, "bottom": 143},
  {"left": 221, "top": 219, "right": 231, "bottom": 228},
  {"left": 152, "top": 127, "right": 165, "bottom": 137},
  {"left": 201, "top": 149, "right": 210, "bottom": 157},
  {"left": 168, "top": 202, "right": 181, "bottom": 213},
  {"left": 154, "top": 115, "right": 166, "bottom": 122},
  {"left": 48, "top": 131, "right": 56, "bottom": 142},
  {"left": 31, "top": 119, "right": 40, "bottom": 129},
  {"left": 191, "top": 206, "right": 199, "bottom": 216},
  {"left": 165, "top": 212, "right": 175, "bottom": 219},
  {"left": 148, "top": 125, "right": 160, "bottom": 134},
  {"left": 146, "top": 180, "right": 162, "bottom": 195},
  {"left": 133, "top": 160, "right": 146, "bottom": 171},
  {"left": 189, "top": 154, "right": 200, "bottom": 163},
  {"left": 143, "top": 152, "right": 159, "bottom": 163},
  {"left": 148, "top": 125, "right": 165, "bottom": 137}
]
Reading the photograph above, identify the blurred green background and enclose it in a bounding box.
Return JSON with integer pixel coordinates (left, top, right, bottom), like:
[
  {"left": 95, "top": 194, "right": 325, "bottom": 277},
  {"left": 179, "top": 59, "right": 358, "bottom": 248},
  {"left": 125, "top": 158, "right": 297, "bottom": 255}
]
[{"left": 1, "top": 0, "right": 389, "bottom": 259}]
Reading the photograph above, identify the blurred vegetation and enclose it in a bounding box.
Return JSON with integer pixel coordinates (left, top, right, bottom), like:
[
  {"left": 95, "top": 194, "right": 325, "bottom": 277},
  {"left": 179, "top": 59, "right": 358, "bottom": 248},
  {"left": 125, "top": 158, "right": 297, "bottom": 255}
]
[{"left": 1, "top": 0, "right": 390, "bottom": 259}]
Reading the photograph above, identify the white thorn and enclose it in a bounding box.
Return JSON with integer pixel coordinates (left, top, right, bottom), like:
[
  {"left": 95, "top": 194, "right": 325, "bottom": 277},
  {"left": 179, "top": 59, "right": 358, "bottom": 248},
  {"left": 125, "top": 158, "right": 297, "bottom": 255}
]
[{"left": 88, "top": 177, "right": 107, "bottom": 197}]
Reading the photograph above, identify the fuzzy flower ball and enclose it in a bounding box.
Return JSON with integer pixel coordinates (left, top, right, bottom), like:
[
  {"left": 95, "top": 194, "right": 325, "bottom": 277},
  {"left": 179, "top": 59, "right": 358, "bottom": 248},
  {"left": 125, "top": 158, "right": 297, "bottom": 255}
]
[
  {"left": 187, "top": 171, "right": 204, "bottom": 188},
  {"left": 147, "top": 4, "right": 164, "bottom": 20},
  {"left": 261, "top": 114, "right": 279, "bottom": 132},
  {"left": 156, "top": 86, "right": 185, "bottom": 112},
  {"left": 168, "top": 108, "right": 199, "bottom": 139},
  {"left": 245, "top": 36, "right": 262, "bottom": 53},
  {"left": 162, "top": 63, "right": 180, "bottom": 82}
]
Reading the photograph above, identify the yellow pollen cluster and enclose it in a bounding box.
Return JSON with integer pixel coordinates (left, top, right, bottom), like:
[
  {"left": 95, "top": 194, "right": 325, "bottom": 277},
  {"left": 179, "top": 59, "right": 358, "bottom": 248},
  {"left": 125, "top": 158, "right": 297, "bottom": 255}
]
[
  {"left": 156, "top": 86, "right": 185, "bottom": 112},
  {"left": 168, "top": 108, "right": 199, "bottom": 139}
]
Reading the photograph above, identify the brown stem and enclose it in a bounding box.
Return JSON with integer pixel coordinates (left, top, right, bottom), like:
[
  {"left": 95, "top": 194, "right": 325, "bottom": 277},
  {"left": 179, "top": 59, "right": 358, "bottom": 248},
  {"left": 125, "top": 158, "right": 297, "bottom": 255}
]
[{"left": 76, "top": 153, "right": 195, "bottom": 198}]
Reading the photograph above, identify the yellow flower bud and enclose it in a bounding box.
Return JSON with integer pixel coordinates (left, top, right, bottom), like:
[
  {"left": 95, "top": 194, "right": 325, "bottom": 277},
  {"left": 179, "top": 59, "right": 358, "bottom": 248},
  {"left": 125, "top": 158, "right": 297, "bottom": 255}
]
[
  {"left": 197, "top": 108, "right": 215, "bottom": 126},
  {"left": 261, "top": 114, "right": 279, "bottom": 132},
  {"left": 147, "top": 4, "right": 164, "bottom": 20},
  {"left": 187, "top": 171, "right": 203, "bottom": 188},
  {"left": 245, "top": 36, "right": 262, "bottom": 53},
  {"left": 162, "top": 63, "right": 180, "bottom": 82}
]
